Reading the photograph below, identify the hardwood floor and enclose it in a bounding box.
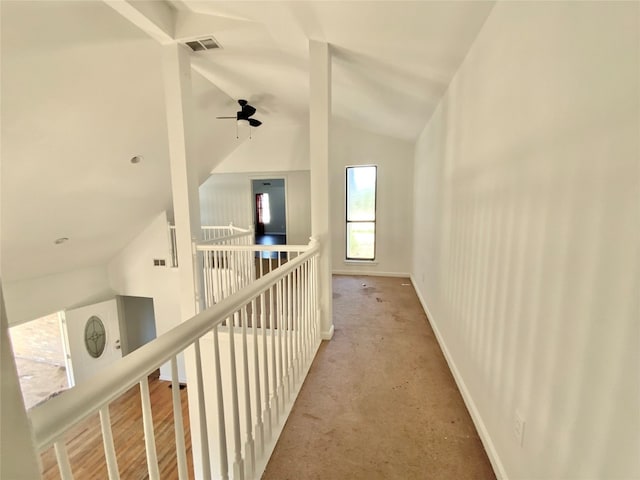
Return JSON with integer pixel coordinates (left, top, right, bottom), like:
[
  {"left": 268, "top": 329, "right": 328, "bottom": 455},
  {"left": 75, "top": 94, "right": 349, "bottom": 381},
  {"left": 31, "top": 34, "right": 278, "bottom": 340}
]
[{"left": 40, "top": 371, "right": 194, "bottom": 479}]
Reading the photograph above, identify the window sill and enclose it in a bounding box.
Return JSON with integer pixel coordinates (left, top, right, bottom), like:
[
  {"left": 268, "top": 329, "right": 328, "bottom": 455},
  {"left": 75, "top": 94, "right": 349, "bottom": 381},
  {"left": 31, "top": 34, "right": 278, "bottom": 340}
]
[{"left": 344, "top": 260, "right": 378, "bottom": 266}]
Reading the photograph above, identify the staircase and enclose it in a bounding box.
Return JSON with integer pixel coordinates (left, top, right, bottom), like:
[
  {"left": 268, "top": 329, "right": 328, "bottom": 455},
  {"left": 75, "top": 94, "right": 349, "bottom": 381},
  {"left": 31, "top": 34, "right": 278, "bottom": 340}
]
[{"left": 25, "top": 234, "right": 322, "bottom": 480}]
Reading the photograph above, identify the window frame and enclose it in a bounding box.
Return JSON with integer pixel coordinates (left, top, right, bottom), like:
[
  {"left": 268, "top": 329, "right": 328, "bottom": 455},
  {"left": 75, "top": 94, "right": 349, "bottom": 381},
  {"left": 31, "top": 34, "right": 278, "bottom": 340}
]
[{"left": 345, "top": 165, "right": 377, "bottom": 261}]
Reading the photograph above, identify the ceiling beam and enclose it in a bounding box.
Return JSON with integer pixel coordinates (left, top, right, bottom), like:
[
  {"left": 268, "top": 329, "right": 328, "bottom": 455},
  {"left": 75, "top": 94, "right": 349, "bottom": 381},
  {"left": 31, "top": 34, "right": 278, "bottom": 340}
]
[{"left": 103, "top": 0, "right": 176, "bottom": 44}]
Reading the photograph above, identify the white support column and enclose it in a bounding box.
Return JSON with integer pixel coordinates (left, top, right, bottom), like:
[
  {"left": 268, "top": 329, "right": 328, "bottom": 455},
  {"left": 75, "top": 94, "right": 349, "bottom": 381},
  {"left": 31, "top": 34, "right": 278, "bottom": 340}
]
[
  {"left": 0, "top": 283, "right": 42, "bottom": 479},
  {"left": 309, "top": 40, "right": 334, "bottom": 340},
  {"left": 162, "top": 43, "right": 207, "bottom": 478}
]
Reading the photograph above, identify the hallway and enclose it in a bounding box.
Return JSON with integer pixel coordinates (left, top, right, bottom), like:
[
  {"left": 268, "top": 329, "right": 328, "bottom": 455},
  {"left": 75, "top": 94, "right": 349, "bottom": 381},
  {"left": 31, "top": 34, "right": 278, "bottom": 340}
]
[{"left": 263, "top": 275, "right": 495, "bottom": 479}]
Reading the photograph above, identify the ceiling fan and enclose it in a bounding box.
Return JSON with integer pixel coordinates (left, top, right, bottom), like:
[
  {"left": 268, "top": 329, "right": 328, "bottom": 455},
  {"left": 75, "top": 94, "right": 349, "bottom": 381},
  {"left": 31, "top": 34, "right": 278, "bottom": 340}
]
[{"left": 217, "top": 99, "right": 262, "bottom": 138}]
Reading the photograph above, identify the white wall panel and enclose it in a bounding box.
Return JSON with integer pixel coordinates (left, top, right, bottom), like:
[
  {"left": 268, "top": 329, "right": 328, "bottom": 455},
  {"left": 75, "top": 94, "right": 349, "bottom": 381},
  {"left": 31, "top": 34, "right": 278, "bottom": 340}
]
[
  {"left": 330, "top": 119, "right": 414, "bottom": 276},
  {"left": 411, "top": 3, "right": 639, "bottom": 478},
  {"left": 199, "top": 171, "right": 311, "bottom": 246},
  {"left": 107, "top": 211, "right": 183, "bottom": 381}
]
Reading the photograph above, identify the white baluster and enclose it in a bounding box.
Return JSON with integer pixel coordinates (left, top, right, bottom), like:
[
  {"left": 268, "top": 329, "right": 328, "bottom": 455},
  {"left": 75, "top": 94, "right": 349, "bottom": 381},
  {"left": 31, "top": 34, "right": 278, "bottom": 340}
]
[
  {"left": 270, "top": 283, "right": 279, "bottom": 423},
  {"left": 301, "top": 261, "right": 308, "bottom": 365},
  {"left": 231, "top": 251, "right": 240, "bottom": 295},
  {"left": 54, "top": 441, "right": 74, "bottom": 480},
  {"left": 241, "top": 306, "right": 255, "bottom": 478},
  {"left": 314, "top": 254, "right": 320, "bottom": 343},
  {"left": 99, "top": 406, "right": 120, "bottom": 480},
  {"left": 292, "top": 267, "right": 298, "bottom": 385},
  {"left": 277, "top": 277, "right": 285, "bottom": 414},
  {"left": 139, "top": 376, "right": 160, "bottom": 480},
  {"left": 170, "top": 357, "right": 188, "bottom": 480},
  {"left": 203, "top": 252, "right": 210, "bottom": 308},
  {"left": 213, "top": 250, "right": 220, "bottom": 304},
  {"left": 228, "top": 311, "right": 245, "bottom": 480},
  {"left": 252, "top": 297, "right": 264, "bottom": 458},
  {"left": 305, "top": 260, "right": 311, "bottom": 362},
  {"left": 285, "top": 273, "right": 292, "bottom": 400},
  {"left": 261, "top": 290, "right": 272, "bottom": 441},
  {"left": 213, "top": 325, "right": 229, "bottom": 480},
  {"left": 297, "top": 266, "right": 302, "bottom": 377},
  {"left": 193, "top": 340, "right": 212, "bottom": 479}
]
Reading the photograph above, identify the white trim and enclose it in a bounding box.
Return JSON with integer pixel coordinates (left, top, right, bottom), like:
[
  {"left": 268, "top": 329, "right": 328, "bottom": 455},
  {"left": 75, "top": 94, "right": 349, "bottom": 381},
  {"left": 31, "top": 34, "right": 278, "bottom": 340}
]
[
  {"left": 332, "top": 270, "right": 410, "bottom": 278},
  {"left": 410, "top": 275, "right": 508, "bottom": 480},
  {"left": 343, "top": 260, "right": 378, "bottom": 266},
  {"left": 321, "top": 324, "right": 334, "bottom": 340}
]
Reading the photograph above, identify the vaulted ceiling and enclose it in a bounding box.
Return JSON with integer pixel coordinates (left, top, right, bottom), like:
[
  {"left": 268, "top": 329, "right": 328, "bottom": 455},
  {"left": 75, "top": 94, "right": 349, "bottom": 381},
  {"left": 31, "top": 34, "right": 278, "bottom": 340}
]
[
  {"left": 180, "top": 0, "right": 494, "bottom": 140},
  {"left": 1, "top": 0, "right": 494, "bottom": 284}
]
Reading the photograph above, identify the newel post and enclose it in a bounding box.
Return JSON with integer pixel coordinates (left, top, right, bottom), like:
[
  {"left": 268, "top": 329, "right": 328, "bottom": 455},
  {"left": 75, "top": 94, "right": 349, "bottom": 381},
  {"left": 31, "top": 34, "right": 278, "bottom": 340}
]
[{"left": 309, "top": 40, "right": 334, "bottom": 340}]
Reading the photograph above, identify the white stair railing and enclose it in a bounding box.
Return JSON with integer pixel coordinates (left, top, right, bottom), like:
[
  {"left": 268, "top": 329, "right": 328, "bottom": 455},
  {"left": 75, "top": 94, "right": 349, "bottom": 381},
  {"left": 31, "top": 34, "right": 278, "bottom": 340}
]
[
  {"left": 198, "top": 243, "right": 307, "bottom": 308},
  {"left": 28, "top": 239, "right": 321, "bottom": 480},
  {"left": 169, "top": 224, "right": 254, "bottom": 267}
]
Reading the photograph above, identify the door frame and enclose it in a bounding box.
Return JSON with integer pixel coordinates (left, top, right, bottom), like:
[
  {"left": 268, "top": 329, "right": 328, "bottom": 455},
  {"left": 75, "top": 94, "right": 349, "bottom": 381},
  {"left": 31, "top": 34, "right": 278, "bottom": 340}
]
[
  {"left": 249, "top": 175, "right": 289, "bottom": 239},
  {"left": 58, "top": 311, "right": 75, "bottom": 388}
]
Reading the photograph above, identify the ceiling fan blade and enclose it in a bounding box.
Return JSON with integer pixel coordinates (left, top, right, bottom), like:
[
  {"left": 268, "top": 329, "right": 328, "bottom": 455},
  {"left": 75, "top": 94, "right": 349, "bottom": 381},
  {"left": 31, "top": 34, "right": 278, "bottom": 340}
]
[
  {"left": 249, "top": 118, "right": 262, "bottom": 127},
  {"left": 216, "top": 116, "right": 236, "bottom": 119},
  {"left": 242, "top": 104, "right": 256, "bottom": 117}
]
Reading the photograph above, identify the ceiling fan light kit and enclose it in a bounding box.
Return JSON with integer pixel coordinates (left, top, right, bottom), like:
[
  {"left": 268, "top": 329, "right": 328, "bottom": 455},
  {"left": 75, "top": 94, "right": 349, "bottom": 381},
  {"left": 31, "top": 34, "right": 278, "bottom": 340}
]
[{"left": 216, "top": 99, "right": 263, "bottom": 139}]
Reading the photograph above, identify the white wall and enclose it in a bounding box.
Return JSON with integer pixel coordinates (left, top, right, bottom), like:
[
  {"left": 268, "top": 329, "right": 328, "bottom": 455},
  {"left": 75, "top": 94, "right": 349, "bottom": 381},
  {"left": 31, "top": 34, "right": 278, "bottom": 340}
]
[
  {"left": 411, "top": 2, "right": 639, "bottom": 479},
  {"left": 330, "top": 118, "right": 414, "bottom": 276},
  {"left": 212, "top": 122, "right": 309, "bottom": 174},
  {"left": 200, "top": 171, "right": 312, "bottom": 246},
  {"left": 107, "top": 211, "right": 183, "bottom": 381},
  {"left": 3, "top": 266, "right": 114, "bottom": 326}
]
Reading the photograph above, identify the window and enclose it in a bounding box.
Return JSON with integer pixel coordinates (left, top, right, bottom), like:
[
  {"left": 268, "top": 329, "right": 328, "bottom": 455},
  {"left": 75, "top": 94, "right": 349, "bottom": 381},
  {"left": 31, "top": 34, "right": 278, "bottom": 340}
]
[
  {"left": 346, "top": 165, "right": 377, "bottom": 260},
  {"left": 256, "top": 193, "right": 271, "bottom": 224}
]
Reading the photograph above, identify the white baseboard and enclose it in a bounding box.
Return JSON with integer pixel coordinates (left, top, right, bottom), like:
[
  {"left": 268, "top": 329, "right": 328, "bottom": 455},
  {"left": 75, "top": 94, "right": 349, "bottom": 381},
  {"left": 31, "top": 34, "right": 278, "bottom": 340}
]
[
  {"left": 410, "top": 275, "right": 508, "bottom": 480},
  {"left": 332, "top": 270, "right": 410, "bottom": 278},
  {"left": 321, "top": 324, "right": 334, "bottom": 340}
]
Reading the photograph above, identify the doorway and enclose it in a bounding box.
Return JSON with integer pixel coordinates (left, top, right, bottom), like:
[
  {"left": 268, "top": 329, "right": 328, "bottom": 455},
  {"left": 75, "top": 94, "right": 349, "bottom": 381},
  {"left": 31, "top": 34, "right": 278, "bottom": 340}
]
[
  {"left": 65, "top": 299, "right": 123, "bottom": 386},
  {"left": 251, "top": 178, "right": 287, "bottom": 246},
  {"left": 9, "top": 312, "right": 70, "bottom": 409}
]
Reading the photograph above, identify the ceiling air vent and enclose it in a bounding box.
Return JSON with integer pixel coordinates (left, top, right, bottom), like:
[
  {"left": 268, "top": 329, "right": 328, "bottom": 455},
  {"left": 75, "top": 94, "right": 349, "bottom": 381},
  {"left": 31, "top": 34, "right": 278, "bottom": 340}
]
[{"left": 185, "top": 37, "right": 221, "bottom": 52}]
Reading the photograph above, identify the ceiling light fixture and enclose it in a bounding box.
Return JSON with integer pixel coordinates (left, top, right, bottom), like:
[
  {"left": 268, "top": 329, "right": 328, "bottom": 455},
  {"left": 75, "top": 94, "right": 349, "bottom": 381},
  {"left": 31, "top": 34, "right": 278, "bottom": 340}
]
[
  {"left": 54, "top": 237, "right": 69, "bottom": 245},
  {"left": 130, "top": 155, "right": 143, "bottom": 164}
]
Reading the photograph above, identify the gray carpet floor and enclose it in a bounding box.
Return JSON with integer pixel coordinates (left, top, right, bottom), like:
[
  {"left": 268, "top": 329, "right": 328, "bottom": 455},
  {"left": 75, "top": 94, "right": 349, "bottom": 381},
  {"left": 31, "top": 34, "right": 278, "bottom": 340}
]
[{"left": 262, "top": 275, "right": 496, "bottom": 480}]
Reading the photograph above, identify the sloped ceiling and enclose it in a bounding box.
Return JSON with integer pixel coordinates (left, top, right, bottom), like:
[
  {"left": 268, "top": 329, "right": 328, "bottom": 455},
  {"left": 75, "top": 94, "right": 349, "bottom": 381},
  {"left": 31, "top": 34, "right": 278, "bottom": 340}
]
[
  {"left": 1, "top": 0, "right": 495, "bottom": 286},
  {"left": 178, "top": 0, "right": 495, "bottom": 140},
  {"left": 0, "top": 1, "right": 239, "bottom": 282}
]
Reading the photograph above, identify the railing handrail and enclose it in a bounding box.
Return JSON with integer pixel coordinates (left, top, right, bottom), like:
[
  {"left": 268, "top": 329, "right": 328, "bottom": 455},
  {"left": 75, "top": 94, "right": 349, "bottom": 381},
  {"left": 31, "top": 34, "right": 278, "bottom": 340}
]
[
  {"left": 197, "top": 243, "right": 309, "bottom": 253},
  {"left": 199, "top": 230, "right": 254, "bottom": 245},
  {"left": 200, "top": 226, "right": 230, "bottom": 231},
  {"left": 28, "top": 239, "right": 319, "bottom": 451},
  {"left": 168, "top": 224, "right": 252, "bottom": 234}
]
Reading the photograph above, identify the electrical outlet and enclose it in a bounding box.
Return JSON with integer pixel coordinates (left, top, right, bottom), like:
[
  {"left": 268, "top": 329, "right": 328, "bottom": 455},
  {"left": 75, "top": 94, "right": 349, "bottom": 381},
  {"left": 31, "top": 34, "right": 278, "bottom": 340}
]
[{"left": 514, "top": 411, "right": 525, "bottom": 447}]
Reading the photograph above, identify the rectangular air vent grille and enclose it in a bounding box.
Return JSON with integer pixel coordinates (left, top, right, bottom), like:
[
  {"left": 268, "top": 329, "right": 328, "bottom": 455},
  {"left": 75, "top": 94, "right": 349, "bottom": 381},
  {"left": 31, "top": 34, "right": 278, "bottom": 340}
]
[{"left": 185, "top": 37, "right": 221, "bottom": 52}]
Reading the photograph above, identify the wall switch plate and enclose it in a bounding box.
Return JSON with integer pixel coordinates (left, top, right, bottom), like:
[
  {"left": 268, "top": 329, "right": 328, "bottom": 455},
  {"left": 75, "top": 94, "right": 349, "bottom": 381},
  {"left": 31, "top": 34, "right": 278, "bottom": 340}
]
[{"left": 514, "top": 410, "right": 525, "bottom": 447}]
